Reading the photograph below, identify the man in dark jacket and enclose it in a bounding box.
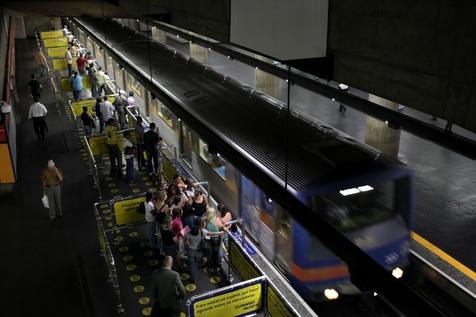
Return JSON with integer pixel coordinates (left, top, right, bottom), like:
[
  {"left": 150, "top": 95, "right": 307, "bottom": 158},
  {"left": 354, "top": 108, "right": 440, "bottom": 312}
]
[
  {"left": 143, "top": 122, "right": 159, "bottom": 176},
  {"left": 28, "top": 74, "right": 42, "bottom": 99},
  {"left": 151, "top": 256, "right": 185, "bottom": 317}
]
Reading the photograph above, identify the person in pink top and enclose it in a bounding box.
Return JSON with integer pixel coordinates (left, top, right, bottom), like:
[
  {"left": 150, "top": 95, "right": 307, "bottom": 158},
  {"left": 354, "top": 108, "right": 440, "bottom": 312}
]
[{"left": 171, "top": 207, "right": 185, "bottom": 264}]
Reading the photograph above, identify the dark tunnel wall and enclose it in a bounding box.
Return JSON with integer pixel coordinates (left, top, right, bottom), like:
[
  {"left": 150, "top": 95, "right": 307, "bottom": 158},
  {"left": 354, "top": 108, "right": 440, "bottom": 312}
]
[{"left": 328, "top": 0, "right": 476, "bottom": 132}]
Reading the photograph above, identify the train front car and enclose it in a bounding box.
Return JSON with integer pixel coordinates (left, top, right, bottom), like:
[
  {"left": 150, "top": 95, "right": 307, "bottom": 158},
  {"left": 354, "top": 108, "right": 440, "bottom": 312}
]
[{"left": 293, "top": 162, "right": 415, "bottom": 300}]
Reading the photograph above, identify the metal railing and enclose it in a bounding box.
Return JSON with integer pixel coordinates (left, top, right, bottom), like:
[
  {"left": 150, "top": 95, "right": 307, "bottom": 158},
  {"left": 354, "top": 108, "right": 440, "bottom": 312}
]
[
  {"left": 94, "top": 202, "right": 124, "bottom": 313},
  {"left": 84, "top": 136, "right": 102, "bottom": 198}
]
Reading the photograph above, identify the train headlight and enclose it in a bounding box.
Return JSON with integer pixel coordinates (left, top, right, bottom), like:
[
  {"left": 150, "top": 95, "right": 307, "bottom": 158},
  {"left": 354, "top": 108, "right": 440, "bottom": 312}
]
[
  {"left": 324, "top": 288, "right": 339, "bottom": 300},
  {"left": 392, "top": 267, "right": 404, "bottom": 279}
]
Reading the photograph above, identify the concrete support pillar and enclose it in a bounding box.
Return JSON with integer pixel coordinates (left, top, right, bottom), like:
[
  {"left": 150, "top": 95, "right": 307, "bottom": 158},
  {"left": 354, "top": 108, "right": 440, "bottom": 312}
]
[
  {"left": 364, "top": 94, "right": 401, "bottom": 158},
  {"left": 189, "top": 43, "right": 208, "bottom": 64},
  {"left": 152, "top": 28, "right": 167, "bottom": 45},
  {"left": 255, "top": 55, "right": 279, "bottom": 99},
  {"left": 14, "top": 16, "right": 26, "bottom": 39}
]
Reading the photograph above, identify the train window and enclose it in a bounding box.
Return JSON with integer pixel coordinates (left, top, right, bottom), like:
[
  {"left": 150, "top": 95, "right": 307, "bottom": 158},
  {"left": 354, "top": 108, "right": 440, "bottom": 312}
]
[
  {"left": 105, "top": 53, "right": 115, "bottom": 80},
  {"left": 94, "top": 42, "right": 104, "bottom": 68},
  {"left": 152, "top": 97, "right": 179, "bottom": 135},
  {"left": 180, "top": 123, "right": 193, "bottom": 168},
  {"left": 78, "top": 29, "right": 85, "bottom": 45},
  {"left": 274, "top": 207, "right": 292, "bottom": 274},
  {"left": 114, "top": 63, "right": 124, "bottom": 89},
  {"left": 125, "top": 73, "right": 145, "bottom": 100},
  {"left": 311, "top": 181, "right": 396, "bottom": 232},
  {"left": 85, "top": 36, "right": 93, "bottom": 54},
  {"left": 198, "top": 139, "right": 226, "bottom": 180}
]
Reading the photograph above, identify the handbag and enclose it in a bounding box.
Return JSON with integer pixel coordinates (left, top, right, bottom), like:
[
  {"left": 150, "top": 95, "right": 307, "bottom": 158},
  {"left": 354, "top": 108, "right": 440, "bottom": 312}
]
[
  {"left": 42, "top": 194, "right": 49, "bottom": 208},
  {"left": 198, "top": 231, "right": 210, "bottom": 255}
]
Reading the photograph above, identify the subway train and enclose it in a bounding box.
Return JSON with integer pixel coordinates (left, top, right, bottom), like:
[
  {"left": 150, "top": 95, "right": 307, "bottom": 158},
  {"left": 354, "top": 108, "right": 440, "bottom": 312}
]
[{"left": 68, "top": 19, "right": 415, "bottom": 301}]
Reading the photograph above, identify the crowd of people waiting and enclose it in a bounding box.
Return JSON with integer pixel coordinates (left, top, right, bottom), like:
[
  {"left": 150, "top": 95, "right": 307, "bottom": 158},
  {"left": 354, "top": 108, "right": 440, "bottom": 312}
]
[{"left": 141, "top": 174, "right": 234, "bottom": 285}]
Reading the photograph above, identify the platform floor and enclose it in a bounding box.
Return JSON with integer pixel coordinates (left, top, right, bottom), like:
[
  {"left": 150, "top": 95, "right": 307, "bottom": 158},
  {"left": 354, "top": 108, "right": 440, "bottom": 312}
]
[
  {"left": 0, "top": 37, "right": 231, "bottom": 317},
  {"left": 0, "top": 38, "right": 108, "bottom": 316}
]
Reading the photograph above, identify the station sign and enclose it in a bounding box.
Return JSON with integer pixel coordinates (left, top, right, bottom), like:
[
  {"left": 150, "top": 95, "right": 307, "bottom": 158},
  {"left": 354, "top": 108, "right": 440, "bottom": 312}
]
[
  {"left": 113, "top": 196, "right": 146, "bottom": 225},
  {"left": 188, "top": 276, "right": 265, "bottom": 317}
]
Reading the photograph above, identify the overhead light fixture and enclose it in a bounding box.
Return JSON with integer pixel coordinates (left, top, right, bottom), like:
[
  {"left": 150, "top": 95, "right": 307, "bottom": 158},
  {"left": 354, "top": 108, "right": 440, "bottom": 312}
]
[{"left": 339, "top": 185, "right": 373, "bottom": 196}]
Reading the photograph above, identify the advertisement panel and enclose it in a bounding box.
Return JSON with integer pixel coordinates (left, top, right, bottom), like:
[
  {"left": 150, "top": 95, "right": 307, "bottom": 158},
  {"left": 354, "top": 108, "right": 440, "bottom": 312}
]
[
  {"left": 266, "top": 285, "right": 297, "bottom": 317},
  {"left": 70, "top": 96, "right": 116, "bottom": 117},
  {"left": 40, "top": 30, "right": 64, "bottom": 39},
  {"left": 47, "top": 46, "right": 68, "bottom": 58},
  {"left": 113, "top": 196, "right": 145, "bottom": 225},
  {"left": 43, "top": 37, "right": 68, "bottom": 48},
  {"left": 229, "top": 235, "right": 261, "bottom": 281}
]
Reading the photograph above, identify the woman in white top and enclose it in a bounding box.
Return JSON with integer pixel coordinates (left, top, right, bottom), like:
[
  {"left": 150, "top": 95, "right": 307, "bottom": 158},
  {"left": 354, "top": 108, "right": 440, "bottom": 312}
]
[{"left": 144, "top": 192, "right": 157, "bottom": 249}]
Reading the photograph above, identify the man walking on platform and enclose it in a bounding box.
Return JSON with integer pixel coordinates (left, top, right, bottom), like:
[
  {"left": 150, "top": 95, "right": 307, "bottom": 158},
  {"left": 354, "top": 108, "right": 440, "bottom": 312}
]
[
  {"left": 28, "top": 98, "right": 48, "bottom": 141},
  {"left": 34, "top": 48, "right": 47, "bottom": 78},
  {"left": 151, "top": 256, "right": 185, "bottom": 317},
  {"left": 28, "top": 74, "right": 42, "bottom": 99},
  {"left": 42, "top": 160, "right": 64, "bottom": 222}
]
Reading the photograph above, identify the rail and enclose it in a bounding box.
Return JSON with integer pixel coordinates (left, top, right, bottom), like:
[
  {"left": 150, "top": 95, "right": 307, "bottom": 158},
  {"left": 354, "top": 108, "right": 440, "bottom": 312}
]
[
  {"left": 83, "top": 136, "right": 102, "bottom": 198},
  {"left": 94, "top": 202, "right": 124, "bottom": 313}
]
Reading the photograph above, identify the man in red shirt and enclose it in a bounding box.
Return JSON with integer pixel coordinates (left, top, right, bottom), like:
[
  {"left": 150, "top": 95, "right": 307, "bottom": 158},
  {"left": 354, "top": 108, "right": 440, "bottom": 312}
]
[{"left": 76, "top": 53, "right": 87, "bottom": 75}]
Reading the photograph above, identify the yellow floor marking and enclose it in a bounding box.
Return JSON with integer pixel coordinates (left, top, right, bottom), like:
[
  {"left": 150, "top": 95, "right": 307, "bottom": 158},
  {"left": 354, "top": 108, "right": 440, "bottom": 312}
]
[{"left": 412, "top": 232, "right": 476, "bottom": 281}]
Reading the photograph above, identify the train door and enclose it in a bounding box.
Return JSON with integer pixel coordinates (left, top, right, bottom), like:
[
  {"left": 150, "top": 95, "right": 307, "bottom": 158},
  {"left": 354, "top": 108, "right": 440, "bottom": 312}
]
[
  {"left": 239, "top": 174, "right": 276, "bottom": 260},
  {"left": 180, "top": 122, "right": 193, "bottom": 169},
  {"left": 274, "top": 207, "right": 292, "bottom": 275}
]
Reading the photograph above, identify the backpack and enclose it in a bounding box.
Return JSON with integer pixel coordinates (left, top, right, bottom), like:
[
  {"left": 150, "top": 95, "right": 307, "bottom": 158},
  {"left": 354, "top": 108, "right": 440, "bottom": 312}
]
[{"left": 137, "top": 201, "right": 146, "bottom": 214}]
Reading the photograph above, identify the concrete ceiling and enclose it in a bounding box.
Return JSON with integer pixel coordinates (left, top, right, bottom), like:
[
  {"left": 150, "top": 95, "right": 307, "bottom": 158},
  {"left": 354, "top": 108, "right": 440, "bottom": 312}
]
[{"left": 2, "top": 0, "right": 138, "bottom": 17}]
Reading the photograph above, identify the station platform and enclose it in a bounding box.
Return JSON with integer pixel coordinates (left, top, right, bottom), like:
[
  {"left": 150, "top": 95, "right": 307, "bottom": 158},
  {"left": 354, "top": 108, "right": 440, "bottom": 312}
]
[{"left": 2, "top": 17, "right": 475, "bottom": 317}]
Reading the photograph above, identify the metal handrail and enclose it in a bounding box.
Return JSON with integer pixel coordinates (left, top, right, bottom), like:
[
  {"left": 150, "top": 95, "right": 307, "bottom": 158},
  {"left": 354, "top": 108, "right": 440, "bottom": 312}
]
[{"left": 83, "top": 136, "right": 102, "bottom": 198}]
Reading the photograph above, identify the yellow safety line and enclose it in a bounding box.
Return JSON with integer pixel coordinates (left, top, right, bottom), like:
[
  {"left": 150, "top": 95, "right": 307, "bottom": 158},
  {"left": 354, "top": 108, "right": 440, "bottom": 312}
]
[{"left": 411, "top": 232, "right": 476, "bottom": 281}]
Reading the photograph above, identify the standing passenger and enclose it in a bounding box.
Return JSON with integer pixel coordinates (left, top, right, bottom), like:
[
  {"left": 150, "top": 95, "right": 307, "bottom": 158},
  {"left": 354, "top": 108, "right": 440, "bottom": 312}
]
[
  {"left": 76, "top": 53, "right": 87, "bottom": 75},
  {"left": 123, "top": 134, "right": 136, "bottom": 184},
  {"left": 185, "top": 220, "right": 204, "bottom": 284},
  {"left": 151, "top": 256, "right": 185, "bottom": 317},
  {"left": 94, "top": 97, "right": 104, "bottom": 133},
  {"left": 192, "top": 190, "right": 208, "bottom": 218},
  {"left": 144, "top": 122, "right": 159, "bottom": 176},
  {"left": 105, "top": 118, "right": 122, "bottom": 178},
  {"left": 28, "top": 98, "right": 48, "bottom": 141},
  {"left": 144, "top": 192, "right": 157, "bottom": 249},
  {"left": 65, "top": 47, "right": 73, "bottom": 77},
  {"left": 95, "top": 66, "right": 107, "bottom": 96},
  {"left": 80, "top": 106, "right": 95, "bottom": 136},
  {"left": 87, "top": 63, "right": 97, "bottom": 98},
  {"left": 99, "top": 96, "right": 115, "bottom": 122},
  {"left": 70, "top": 71, "right": 83, "bottom": 101},
  {"left": 135, "top": 116, "right": 146, "bottom": 170},
  {"left": 42, "top": 160, "right": 64, "bottom": 222}
]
